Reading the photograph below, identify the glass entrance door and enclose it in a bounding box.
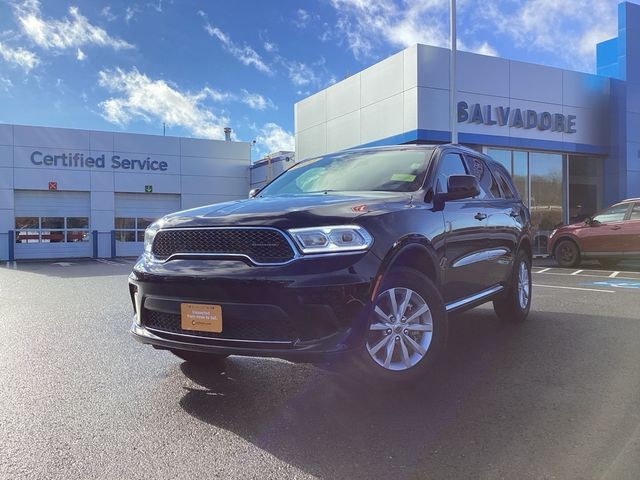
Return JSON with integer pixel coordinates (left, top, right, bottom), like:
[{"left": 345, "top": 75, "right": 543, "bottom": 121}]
[{"left": 529, "top": 152, "right": 564, "bottom": 255}]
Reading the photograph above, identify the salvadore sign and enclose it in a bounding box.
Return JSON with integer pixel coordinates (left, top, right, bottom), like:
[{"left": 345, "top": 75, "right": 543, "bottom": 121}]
[
  {"left": 29, "top": 151, "right": 169, "bottom": 171},
  {"left": 458, "top": 101, "right": 577, "bottom": 134}
]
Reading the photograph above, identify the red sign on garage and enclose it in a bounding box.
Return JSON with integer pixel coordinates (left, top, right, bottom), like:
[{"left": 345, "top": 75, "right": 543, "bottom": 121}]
[{"left": 48, "top": 181, "right": 57, "bottom": 190}]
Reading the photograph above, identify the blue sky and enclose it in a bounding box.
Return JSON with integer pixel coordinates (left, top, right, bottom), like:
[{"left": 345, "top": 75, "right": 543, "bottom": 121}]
[{"left": 0, "top": 0, "right": 633, "bottom": 159}]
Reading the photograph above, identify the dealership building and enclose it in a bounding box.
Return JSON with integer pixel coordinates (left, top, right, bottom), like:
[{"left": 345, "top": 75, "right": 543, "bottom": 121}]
[
  {"left": 0, "top": 124, "right": 250, "bottom": 260},
  {"left": 295, "top": 1, "right": 640, "bottom": 254}
]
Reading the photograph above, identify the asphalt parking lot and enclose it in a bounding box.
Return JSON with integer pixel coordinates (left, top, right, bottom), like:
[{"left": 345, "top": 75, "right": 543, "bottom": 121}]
[{"left": 1, "top": 259, "right": 640, "bottom": 479}]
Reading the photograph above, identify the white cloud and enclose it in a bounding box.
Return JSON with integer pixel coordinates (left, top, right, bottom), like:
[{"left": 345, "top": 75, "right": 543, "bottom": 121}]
[
  {"left": 201, "top": 87, "right": 235, "bottom": 103},
  {"left": 97, "top": 67, "right": 231, "bottom": 140},
  {"left": 329, "top": 0, "right": 452, "bottom": 59},
  {"left": 293, "top": 9, "right": 311, "bottom": 28},
  {"left": 482, "top": 0, "right": 617, "bottom": 71},
  {"left": 100, "top": 6, "right": 117, "bottom": 22},
  {"left": 241, "top": 89, "right": 275, "bottom": 110},
  {"left": 256, "top": 123, "right": 294, "bottom": 154},
  {"left": 125, "top": 5, "right": 139, "bottom": 24},
  {"left": 147, "top": 1, "right": 163, "bottom": 13},
  {"left": 76, "top": 47, "right": 86, "bottom": 61},
  {"left": 204, "top": 24, "right": 271, "bottom": 74},
  {"left": 14, "top": 0, "right": 134, "bottom": 51},
  {"left": 281, "top": 59, "right": 320, "bottom": 87},
  {"left": 0, "top": 76, "right": 14, "bottom": 92},
  {"left": 0, "top": 41, "right": 39, "bottom": 72},
  {"left": 470, "top": 41, "right": 497, "bottom": 57},
  {"left": 263, "top": 41, "right": 277, "bottom": 52}
]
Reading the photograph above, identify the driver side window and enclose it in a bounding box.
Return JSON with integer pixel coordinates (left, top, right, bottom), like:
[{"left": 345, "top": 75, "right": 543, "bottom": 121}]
[
  {"left": 592, "top": 204, "right": 629, "bottom": 223},
  {"left": 436, "top": 153, "right": 468, "bottom": 194}
]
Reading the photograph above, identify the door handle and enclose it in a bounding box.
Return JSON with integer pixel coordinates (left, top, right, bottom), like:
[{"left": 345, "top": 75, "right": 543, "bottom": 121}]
[
  {"left": 474, "top": 212, "right": 487, "bottom": 221},
  {"left": 610, "top": 225, "right": 621, "bottom": 230}
]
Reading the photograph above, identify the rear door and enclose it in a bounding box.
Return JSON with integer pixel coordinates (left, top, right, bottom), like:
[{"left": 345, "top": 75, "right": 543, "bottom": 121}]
[
  {"left": 437, "top": 151, "right": 490, "bottom": 302},
  {"left": 475, "top": 159, "right": 521, "bottom": 286}
]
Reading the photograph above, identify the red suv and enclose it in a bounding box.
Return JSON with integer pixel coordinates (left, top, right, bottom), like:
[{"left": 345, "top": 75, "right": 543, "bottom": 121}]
[{"left": 548, "top": 198, "right": 640, "bottom": 267}]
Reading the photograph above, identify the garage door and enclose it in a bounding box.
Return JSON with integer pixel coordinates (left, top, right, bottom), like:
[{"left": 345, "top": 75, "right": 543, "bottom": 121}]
[
  {"left": 14, "top": 190, "right": 92, "bottom": 259},
  {"left": 114, "top": 193, "right": 181, "bottom": 257}
]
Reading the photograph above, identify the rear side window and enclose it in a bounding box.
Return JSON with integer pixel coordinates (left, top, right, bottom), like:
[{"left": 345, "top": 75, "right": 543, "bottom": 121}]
[
  {"left": 629, "top": 203, "right": 640, "bottom": 220},
  {"left": 465, "top": 156, "right": 499, "bottom": 199},
  {"left": 436, "top": 153, "right": 468, "bottom": 193},
  {"left": 493, "top": 167, "right": 516, "bottom": 199}
]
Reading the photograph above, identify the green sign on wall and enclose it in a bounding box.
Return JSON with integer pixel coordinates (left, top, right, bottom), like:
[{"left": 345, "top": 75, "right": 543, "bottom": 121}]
[{"left": 144, "top": 185, "right": 153, "bottom": 193}]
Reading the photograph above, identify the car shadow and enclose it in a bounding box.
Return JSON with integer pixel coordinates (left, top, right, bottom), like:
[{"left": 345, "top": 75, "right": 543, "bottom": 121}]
[
  {"left": 176, "top": 307, "right": 635, "bottom": 479},
  {"left": 0, "top": 258, "right": 136, "bottom": 278}
]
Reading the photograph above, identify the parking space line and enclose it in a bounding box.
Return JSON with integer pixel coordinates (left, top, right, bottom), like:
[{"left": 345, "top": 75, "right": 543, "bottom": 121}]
[
  {"left": 610, "top": 271, "right": 620, "bottom": 278},
  {"left": 533, "top": 284, "right": 615, "bottom": 293},
  {"left": 570, "top": 269, "right": 584, "bottom": 275},
  {"left": 537, "top": 267, "right": 551, "bottom": 273}
]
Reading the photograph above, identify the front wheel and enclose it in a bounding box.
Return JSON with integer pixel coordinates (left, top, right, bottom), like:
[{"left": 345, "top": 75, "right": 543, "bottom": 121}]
[
  {"left": 555, "top": 239, "right": 581, "bottom": 268},
  {"left": 493, "top": 251, "right": 532, "bottom": 323},
  {"left": 351, "top": 268, "right": 448, "bottom": 386}
]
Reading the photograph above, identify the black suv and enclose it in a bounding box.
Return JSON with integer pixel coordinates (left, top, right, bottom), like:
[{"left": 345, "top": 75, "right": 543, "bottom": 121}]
[{"left": 130, "top": 144, "right": 532, "bottom": 383}]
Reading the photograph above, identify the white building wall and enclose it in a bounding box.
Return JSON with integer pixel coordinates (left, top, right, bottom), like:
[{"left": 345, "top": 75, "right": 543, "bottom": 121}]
[
  {"left": 295, "top": 46, "right": 418, "bottom": 160},
  {"left": 295, "top": 44, "right": 611, "bottom": 159},
  {"left": 0, "top": 123, "right": 250, "bottom": 260}
]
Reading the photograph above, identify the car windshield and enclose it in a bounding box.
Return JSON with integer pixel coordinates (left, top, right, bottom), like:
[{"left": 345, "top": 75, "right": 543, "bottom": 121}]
[{"left": 258, "top": 148, "right": 434, "bottom": 196}]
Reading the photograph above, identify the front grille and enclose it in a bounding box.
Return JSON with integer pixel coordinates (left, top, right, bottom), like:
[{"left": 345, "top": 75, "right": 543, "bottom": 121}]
[
  {"left": 151, "top": 228, "right": 295, "bottom": 264},
  {"left": 144, "top": 310, "right": 294, "bottom": 342}
]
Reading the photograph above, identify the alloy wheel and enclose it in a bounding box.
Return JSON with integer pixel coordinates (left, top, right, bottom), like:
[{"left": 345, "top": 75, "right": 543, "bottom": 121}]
[
  {"left": 517, "top": 260, "right": 531, "bottom": 310},
  {"left": 558, "top": 242, "right": 577, "bottom": 264},
  {"left": 366, "top": 287, "right": 433, "bottom": 371}
]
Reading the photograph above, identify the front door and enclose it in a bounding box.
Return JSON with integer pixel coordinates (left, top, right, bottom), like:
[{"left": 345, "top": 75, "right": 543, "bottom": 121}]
[
  {"left": 436, "top": 151, "right": 491, "bottom": 302},
  {"left": 621, "top": 203, "right": 640, "bottom": 256},
  {"left": 579, "top": 203, "right": 631, "bottom": 254}
]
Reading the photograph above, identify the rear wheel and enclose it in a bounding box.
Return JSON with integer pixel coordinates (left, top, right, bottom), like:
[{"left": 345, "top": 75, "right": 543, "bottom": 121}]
[
  {"left": 554, "top": 239, "right": 581, "bottom": 268},
  {"left": 169, "top": 349, "right": 228, "bottom": 365},
  {"left": 493, "top": 251, "right": 532, "bottom": 323},
  {"left": 352, "top": 268, "right": 447, "bottom": 386}
]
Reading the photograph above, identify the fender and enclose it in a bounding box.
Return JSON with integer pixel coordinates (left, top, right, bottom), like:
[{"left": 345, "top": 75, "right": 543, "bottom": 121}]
[
  {"left": 547, "top": 232, "right": 580, "bottom": 257},
  {"left": 370, "top": 234, "right": 441, "bottom": 301}
]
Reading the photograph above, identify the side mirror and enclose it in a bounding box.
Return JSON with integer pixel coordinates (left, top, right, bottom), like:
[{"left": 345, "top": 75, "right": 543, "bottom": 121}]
[
  {"left": 441, "top": 175, "right": 481, "bottom": 201},
  {"left": 248, "top": 188, "right": 261, "bottom": 198}
]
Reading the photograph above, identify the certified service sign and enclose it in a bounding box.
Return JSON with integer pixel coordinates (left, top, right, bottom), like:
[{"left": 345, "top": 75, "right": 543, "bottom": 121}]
[{"left": 29, "top": 151, "right": 170, "bottom": 171}]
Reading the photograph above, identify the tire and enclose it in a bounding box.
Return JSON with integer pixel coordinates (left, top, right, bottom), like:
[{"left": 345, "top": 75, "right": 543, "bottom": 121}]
[
  {"left": 349, "top": 267, "right": 448, "bottom": 386},
  {"left": 554, "top": 239, "right": 581, "bottom": 268},
  {"left": 598, "top": 258, "right": 620, "bottom": 269},
  {"left": 493, "top": 251, "right": 532, "bottom": 323},
  {"left": 169, "top": 349, "right": 228, "bottom": 365}
]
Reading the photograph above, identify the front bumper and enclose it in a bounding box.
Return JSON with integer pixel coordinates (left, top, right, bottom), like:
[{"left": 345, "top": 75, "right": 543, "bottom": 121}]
[{"left": 128, "top": 252, "right": 380, "bottom": 362}]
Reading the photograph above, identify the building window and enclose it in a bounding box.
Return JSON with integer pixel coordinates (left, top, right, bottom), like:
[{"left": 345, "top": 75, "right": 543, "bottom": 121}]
[
  {"left": 115, "top": 217, "right": 155, "bottom": 242},
  {"left": 486, "top": 147, "right": 606, "bottom": 256},
  {"left": 15, "top": 217, "right": 90, "bottom": 243}
]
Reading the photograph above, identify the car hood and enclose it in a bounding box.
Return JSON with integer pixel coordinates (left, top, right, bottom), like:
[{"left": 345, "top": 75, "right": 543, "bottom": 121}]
[
  {"left": 554, "top": 222, "right": 587, "bottom": 234},
  {"left": 159, "top": 192, "right": 412, "bottom": 229}
]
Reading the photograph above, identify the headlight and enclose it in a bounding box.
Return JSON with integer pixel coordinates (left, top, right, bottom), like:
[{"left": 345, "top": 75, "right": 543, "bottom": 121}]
[
  {"left": 288, "top": 225, "right": 373, "bottom": 254},
  {"left": 143, "top": 221, "right": 161, "bottom": 254}
]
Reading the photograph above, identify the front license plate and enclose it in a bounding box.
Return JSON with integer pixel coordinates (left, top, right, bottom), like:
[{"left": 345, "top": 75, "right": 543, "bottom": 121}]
[{"left": 180, "top": 303, "right": 222, "bottom": 333}]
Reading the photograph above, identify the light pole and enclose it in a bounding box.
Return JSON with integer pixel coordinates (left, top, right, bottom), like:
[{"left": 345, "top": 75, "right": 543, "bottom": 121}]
[
  {"left": 249, "top": 139, "right": 256, "bottom": 163},
  {"left": 450, "top": 0, "right": 458, "bottom": 144}
]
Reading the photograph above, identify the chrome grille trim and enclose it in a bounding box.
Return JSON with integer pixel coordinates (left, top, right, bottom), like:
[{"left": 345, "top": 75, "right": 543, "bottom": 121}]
[{"left": 150, "top": 226, "right": 300, "bottom": 266}]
